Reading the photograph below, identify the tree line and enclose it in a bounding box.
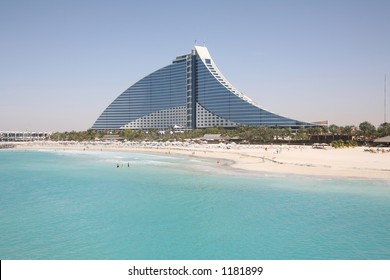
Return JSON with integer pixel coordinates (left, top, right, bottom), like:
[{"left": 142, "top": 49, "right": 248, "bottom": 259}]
[{"left": 50, "top": 121, "right": 390, "bottom": 145}]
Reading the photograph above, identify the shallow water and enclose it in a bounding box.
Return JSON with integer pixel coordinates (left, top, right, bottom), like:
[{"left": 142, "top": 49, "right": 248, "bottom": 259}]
[{"left": 0, "top": 149, "right": 389, "bottom": 259}]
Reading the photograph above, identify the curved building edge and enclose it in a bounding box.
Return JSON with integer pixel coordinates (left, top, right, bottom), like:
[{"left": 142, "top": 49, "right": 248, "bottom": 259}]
[{"left": 92, "top": 46, "right": 318, "bottom": 130}]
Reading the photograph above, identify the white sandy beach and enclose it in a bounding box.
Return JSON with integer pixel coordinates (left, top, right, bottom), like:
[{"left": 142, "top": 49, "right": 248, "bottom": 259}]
[{"left": 12, "top": 141, "right": 390, "bottom": 180}]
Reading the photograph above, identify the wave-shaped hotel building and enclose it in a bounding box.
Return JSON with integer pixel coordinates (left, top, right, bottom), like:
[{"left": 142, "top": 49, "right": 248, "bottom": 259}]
[{"left": 92, "top": 46, "right": 315, "bottom": 130}]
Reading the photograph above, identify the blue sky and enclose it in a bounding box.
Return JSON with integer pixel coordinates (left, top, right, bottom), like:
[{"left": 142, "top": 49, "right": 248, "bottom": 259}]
[{"left": 1, "top": 0, "right": 389, "bottom": 131}]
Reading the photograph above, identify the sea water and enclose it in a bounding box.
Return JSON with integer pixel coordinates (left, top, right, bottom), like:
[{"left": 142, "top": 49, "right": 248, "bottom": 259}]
[{"left": 0, "top": 149, "right": 389, "bottom": 260}]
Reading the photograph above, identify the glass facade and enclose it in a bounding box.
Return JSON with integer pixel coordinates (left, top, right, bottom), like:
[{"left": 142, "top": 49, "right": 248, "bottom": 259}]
[
  {"left": 92, "top": 46, "right": 314, "bottom": 130},
  {"left": 92, "top": 58, "right": 187, "bottom": 130}
]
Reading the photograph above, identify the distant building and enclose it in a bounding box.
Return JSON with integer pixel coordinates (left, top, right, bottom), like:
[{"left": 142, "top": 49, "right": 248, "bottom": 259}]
[
  {"left": 312, "top": 120, "right": 329, "bottom": 126},
  {"left": 0, "top": 131, "right": 51, "bottom": 142},
  {"left": 92, "top": 46, "right": 316, "bottom": 130},
  {"left": 101, "top": 134, "right": 124, "bottom": 142},
  {"left": 199, "top": 134, "right": 224, "bottom": 143},
  {"left": 373, "top": 135, "right": 390, "bottom": 146}
]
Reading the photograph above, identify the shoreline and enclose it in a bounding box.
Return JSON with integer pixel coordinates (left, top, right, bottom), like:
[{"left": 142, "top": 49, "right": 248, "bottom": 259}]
[{"left": 9, "top": 141, "right": 390, "bottom": 180}]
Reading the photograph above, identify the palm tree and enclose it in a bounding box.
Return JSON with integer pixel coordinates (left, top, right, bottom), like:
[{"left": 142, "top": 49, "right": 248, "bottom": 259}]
[
  {"left": 341, "top": 125, "right": 357, "bottom": 141},
  {"left": 358, "top": 121, "right": 376, "bottom": 141},
  {"left": 307, "top": 127, "right": 323, "bottom": 143},
  {"left": 328, "top": 124, "right": 340, "bottom": 141},
  {"left": 377, "top": 122, "right": 390, "bottom": 137}
]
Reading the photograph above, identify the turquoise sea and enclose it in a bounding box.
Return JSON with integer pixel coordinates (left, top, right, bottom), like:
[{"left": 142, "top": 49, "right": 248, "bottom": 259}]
[{"left": 0, "top": 149, "right": 389, "bottom": 260}]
